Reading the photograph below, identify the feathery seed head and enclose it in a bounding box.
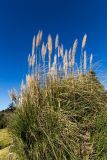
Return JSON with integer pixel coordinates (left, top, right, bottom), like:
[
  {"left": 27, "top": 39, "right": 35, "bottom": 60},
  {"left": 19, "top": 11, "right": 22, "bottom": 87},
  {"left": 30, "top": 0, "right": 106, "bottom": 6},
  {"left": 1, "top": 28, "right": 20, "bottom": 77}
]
[
  {"left": 26, "top": 74, "right": 32, "bottom": 88},
  {"left": 58, "top": 46, "right": 61, "bottom": 57},
  {"left": 50, "top": 62, "right": 56, "bottom": 78},
  {"left": 60, "top": 44, "right": 64, "bottom": 58},
  {"left": 36, "top": 30, "right": 43, "bottom": 47},
  {"left": 32, "top": 35, "right": 35, "bottom": 56},
  {"left": 63, "top": 50, "right": 68, "bottom": 64},
  {"left": 63, "top": 51, "right": 68, "bottom": 77},
  {"left": 82, "top": 34, "right": 87, "bottom": 49},
  {"left": 84, "top": 50, "right": 87, "bottom": 71},
  {"left": 55, "top": 34, "right": 59, "bottom": 49},
  {"left": 31, "top": 54, "right": 35, "bottom": 67},
  {"left": 28, "top": 54, "right": 31, "bottom": 67},
  {"left": 69, "top": 48, "right": 72, "bottom": 60},
  {"left": 54, "top": 54, "right": 57, "bottom": 65},
  {"left": 71, "top": 39, "right": 78, "bottom": 66},
  {"left": 68, "top": 48, "right": 72, "bottom": 67},
  {"left": 63, "top": 50, "right": 68, "bottom": 72},
  {"left": 69, "top": 48, "right": 72, "bottom": 61},
  {"left": 47, "top": 34, "right": 52, "bottom": 54},
  {"left": 21, "top": 80, "right": 26, "bottom": 93},
  {"left": 41, "top": 42, "right": 46, "bottom": 61}
]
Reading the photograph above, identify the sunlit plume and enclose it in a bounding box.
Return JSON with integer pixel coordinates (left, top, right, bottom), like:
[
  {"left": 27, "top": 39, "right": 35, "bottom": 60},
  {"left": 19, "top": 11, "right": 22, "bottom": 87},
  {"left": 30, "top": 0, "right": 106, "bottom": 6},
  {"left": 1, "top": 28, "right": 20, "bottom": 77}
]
[
  {"left": 55, "top": 34, "right": 59, "bottom": 49},
  {"left": 20, "top": 80, "right": 26, "bottom": 104},
  {"left": 36, "top": 30, "right": 43, "bottom": 47},
  {"left": 21, "top": 80, "right": 26, "bottom": 92},
  {"left": 69, "top": 48, "right": 72, "bottom": 67},
  {"left": 31, "top": 54, "right": 35, "bottom": 67},
  {"left": 50, "top": 62, "right": 56, "bottom": 78},
  {"left": 58, "top": 44, "right": 64, "bottom": 58},
  {"left": 82, "top": 34, "right": 87, "bottom": 49},
  {"left": 60, "top": 44, "right": 64, "bottom": 58},
  {"left": 58, "top": 46, "right": 60, "bottom": 57},
  {"left": 41, "top": 42, "right": 46, "bottom": 61},
  {"left": 84, "top": 50, "right": 87, "bottom": 71},
  {"left": 26, "top": 74, "right": 33, "bottom": 88},
  {"left": 28, "top": 54, "right": 31, "bottom": 67},
  {"left": 47, "top": 34, "right": 52, "bottom": 71},
  {"left": 63, "top": 50, "right": 68, "bottom": 76},
  {"left": 32, "top": 35, "right": 35, "bottom": 56},
  {"left": 54, "top": 54, "right": 57, "bottom": 65},
  {"left": 71, "top": 39, "right": 78, "bottom": 66},
  {"left": 90, "top": 53, "right": 93, "bottom": 70},
  {"left": 47, "top": 34, "right": 52, "bottom": 54}
]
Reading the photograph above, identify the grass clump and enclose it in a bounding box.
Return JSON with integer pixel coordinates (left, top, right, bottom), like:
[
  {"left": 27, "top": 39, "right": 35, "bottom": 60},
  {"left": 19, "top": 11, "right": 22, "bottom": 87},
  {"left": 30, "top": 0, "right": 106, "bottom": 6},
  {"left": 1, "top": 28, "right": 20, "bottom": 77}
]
[
  {"left": 8, "top": 31, "right": 107, "bottom": 160},
  {"left": 9, "top": 81, "right": 79, "bottom": 160}
]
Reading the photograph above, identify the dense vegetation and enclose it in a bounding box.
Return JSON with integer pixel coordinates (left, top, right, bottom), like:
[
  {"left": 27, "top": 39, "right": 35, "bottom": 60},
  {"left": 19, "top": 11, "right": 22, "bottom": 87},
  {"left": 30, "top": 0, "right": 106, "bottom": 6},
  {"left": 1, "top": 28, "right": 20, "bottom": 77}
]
[
  {"left": 1, "top": 31, "right": 107, "bottom": 160},
  {"left": 0, "top": 103, "right": 15, "bottom": 129},
  {"left": 8, "top": 71, "right": 107, "bottom": 160}
]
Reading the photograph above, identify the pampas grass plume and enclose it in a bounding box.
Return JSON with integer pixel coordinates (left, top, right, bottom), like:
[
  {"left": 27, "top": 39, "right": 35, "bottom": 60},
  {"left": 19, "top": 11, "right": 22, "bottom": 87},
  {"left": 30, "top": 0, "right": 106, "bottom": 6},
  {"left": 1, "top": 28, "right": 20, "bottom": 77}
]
[
  {"left": 54, "top": 54, "right": 57, "bottom": 65},
  {"left": 41, "top": 42, "right": 46, "bottom": 61},
  {"left": 55, "top": 34, "right": 59, "bottom": 49},
  {"left": 26, "top": 74, "right": 32, "bottom": 88},
  {"left": 82, "top": 34, "right": 87, "bottom": 49},
  {"left": 47, "top": 34, "right": 52, "bottom": 72},
  {"left": 84, "top": 50, "right": 87, "bottom": 71},
  {"left": 36, "top": 30, "right": 43, "bottom": 47},
  {"left": 71, "top": 39, "right": 78, "bottom": 66},
  {"left": 90, "top": 53, "right": 93, "bottom": 70},
  {"left": 28, "top": 54, "right": 31, "bottom": 67},
  {"left": 32, "top": 35, "right": 35, "bottom": 56},
  {"left": 47, "top": 34, "right": 52, "bottom": 54}
]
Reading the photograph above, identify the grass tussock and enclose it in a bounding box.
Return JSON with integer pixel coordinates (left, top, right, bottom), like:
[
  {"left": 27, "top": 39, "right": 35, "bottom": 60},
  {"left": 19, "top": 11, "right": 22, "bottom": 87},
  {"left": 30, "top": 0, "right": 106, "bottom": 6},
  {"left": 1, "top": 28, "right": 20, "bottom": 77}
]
[{"left": 8, "top": 31, "right": 107, "bottom": 160}]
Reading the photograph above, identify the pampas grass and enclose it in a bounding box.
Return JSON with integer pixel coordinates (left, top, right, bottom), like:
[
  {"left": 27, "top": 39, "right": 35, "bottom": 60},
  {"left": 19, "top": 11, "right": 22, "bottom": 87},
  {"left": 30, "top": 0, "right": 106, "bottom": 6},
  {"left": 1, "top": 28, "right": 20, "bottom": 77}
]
[
  {"left": 8, "top": 30, "right": 107, "bottom": 160},
  {"left": 84, "top": 50, "right": 87, "bottom": 72},
  {"left": 80, "top": 34, "right": 87, "bottom": 74},
  {"left": 55, "top": 34, "right": 59, "bottom": 49},
  {"left": 47, "top": 34, "right": 52, "bottom": 73},
  {"left": 36, "top": 30, "right": 43, "bottom": 48},
  {"left": 90, "top": 53, "right": 93, "bottom": 71},
  {"left": 71, "top": 39, "right": 78, "bottom": 74},
  {"left": 82, "top": 34, "right": 87, "bottom": 49}
]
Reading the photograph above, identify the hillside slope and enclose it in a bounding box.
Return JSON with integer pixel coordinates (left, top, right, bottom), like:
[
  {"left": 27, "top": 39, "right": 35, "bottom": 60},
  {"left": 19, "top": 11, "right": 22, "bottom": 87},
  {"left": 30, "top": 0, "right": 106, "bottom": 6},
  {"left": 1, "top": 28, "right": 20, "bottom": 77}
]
[{"left": 0, "top": 129, "right": 12, "bottom": 160}]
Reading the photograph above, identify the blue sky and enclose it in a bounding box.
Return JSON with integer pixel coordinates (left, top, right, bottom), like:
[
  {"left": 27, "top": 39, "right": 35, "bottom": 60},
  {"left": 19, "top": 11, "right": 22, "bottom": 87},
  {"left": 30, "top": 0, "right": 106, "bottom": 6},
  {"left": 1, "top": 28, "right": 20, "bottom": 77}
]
[{"left": 0, "top": 0, "right": 107, "bottom": 110}]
